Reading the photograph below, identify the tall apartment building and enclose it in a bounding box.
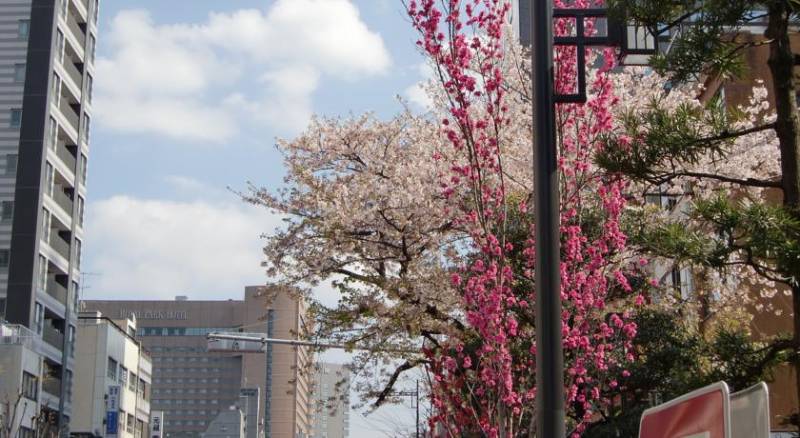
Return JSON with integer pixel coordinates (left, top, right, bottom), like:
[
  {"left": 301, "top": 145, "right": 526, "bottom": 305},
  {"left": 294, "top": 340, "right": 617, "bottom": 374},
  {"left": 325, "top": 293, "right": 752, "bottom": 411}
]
[
  {"left": 83, "top": 286, "right": 313, "bottom": 438},
  {"left": 0, "top": 0, "right": 98, "bottom": 433},
  {"left": 70, "top": 312, "right": 152, "bottom": 438},
  {"left": 310, "top": 363, "right": 350, "bottom": 438}
]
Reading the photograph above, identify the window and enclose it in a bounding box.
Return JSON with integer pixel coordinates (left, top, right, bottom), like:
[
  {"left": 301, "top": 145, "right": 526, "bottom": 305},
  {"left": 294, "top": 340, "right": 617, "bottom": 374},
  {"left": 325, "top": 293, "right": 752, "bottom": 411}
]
[
  {"left": 52, "top": 72, "right": 61, "bottom": 106},
  {"left": 2, "top": 201, "right": 13, "bottom": 222},
  {"left": 107, "top": 357, "right": 118, "bottom": 380},
  {"left": 10, "top": 109, "right": 22, "bottom": 128},
  {"left": 60, "top": 0, "right": 68, "bottom": 19},
  {"left": 18, "top": 426, "right": 35, "bottom": 438},
  {"left": 76, "top": 196, "right": 84, "bottom": 227},
  {"left": 34, "top": 303, "right": 43, "bottom": 334},
  {"left": 81, "top": 113, "right": 90, "bottom": 143},
  {"left": 129, "top": 371, "right": 137, "bottom": 391},
  {"left": 22, "top": 372, "right": 37, "bottom": 401},
  {"left": 74, "top": 238, "right": 81, "bottom": 270},
  {"left": 70, "top": 281, "right": 79, "bottom": 313},
  {"left": 119, "top": 411, "right": 126, "bottom": 434},
  {"left": 44, "top": 162, "right": 54, "bottom": 197},
  {"left": 47, "top": 117, "right": 57, "bottom": 150},
  {"left": 65, "top": 370, "right": 72, "bottom": 402},
  {"left": 13, "top": 64, "right": 25, "bottom": 83},
  {"left": 67, "top": 324, "right": 75, "bottom": 357},
  {"left": 85, "top": 73, "right": 93, "bottom": 103},
  {"left": 5, "top": 154, "right": 17, "bottom": 175},
  {"left": 56, "top": 29, "right": 64, "bottom": 63},
  {"left": 79, "top": 154, "right": 87, "bottom": 184},
  {"left": 93, "top": 0, "right": 99, "bottom": 24},
  {"left": 18, "top": 20, "right": 29, "bottom": 39},
  {"left": 42, "top": 208, "right": 51, "bottom": 242},
  {"left": 36, "top": 255, "right": 47, "bottom": 289},
  {"left": 119, "top": 365, "right": 128, "bottom": 385},
  {"left": 0, "top": 250, "right": 8, "bottom": 269},
  {"left": 88, "top": 34, "right": 96, "bottom": 64}
]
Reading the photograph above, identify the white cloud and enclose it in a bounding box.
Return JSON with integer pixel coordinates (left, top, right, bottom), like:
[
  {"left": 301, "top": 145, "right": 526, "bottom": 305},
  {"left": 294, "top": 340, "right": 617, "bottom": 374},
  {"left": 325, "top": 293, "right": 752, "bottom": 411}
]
[
  {"left": 82, "top": 196, "right": 280, "bottom": 300},
  {"left": 404, "top": 62, "right": 435, "bottom": 110},
  {"left": 95, "top": 1, "right": 391, "bottom": 142}
]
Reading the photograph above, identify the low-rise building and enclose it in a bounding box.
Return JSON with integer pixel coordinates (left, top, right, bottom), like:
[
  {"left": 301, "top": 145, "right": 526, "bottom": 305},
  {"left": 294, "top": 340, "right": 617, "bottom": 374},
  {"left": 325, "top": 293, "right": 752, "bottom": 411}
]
[
  {"left": 69, "top": 312, "right": 152, "bottom": 438},
  {"left": 0, "top": 321, "right": 60, "bottom": 438}
]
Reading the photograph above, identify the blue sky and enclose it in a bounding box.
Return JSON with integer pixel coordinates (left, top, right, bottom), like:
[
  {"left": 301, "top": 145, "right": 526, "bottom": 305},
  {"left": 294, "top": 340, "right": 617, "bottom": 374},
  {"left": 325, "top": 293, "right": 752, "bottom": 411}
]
[
  {"left": 83, "top": 0, "right": 427, "bottom": 300},
  {"left": 83, "top": 1, "right": 428, "bottom": 435}
]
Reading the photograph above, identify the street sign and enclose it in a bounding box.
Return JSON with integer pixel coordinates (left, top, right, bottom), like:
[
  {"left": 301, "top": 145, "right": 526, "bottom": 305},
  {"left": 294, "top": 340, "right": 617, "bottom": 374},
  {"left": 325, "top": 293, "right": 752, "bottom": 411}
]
[
  {"left": 107, "top": 385, "right": 120, "bottom": 411},
  {"left": 106, "top": 385, "right": 121, "bottom": 436},
  {"left": 730, "top": 383, "right": 769, "bottom": 438},
  {"left": 106, "top": 411, "right": 118, "bottom": 435},
  {"left": 207, "top": 335, "right": 265, "bottom": 352},
  {"left": 639, "top": 382, "right": 731, "bottom": 438}
]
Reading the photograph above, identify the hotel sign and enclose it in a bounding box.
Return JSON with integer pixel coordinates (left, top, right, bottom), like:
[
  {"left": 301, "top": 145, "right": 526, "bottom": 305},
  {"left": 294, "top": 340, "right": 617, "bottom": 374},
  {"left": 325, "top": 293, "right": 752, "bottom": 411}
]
[{"left": 119, "top": 309, "right": 188, "bottom": 320}]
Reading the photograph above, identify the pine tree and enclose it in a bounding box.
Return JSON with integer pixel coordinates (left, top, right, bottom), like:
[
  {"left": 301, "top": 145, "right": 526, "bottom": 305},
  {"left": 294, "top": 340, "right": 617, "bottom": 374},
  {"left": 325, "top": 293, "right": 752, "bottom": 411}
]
[{"left": 604, "top": 0, "right": 800, "bottom": 423}]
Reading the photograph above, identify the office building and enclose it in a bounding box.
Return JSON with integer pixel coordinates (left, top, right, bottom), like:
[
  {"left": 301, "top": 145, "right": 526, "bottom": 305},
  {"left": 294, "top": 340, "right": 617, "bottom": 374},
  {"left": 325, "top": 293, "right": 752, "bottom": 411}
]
[
  {"left": 83, "top": 286, "right": 313, "bottom": 438},
  {"left": 70, "top": 312, "right": 152, "bottom": 438},
  {"left": 0, "top": 0, "right": 98, "bottom": 432},
  {"left": 311, "top": 363, "right": 350, "bottom": 438}
]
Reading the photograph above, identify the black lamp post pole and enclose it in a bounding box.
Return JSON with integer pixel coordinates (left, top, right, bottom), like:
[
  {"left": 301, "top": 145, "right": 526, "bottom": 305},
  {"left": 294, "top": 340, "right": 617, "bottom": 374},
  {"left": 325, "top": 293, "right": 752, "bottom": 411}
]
[{"left": 531, "top": 0, "right": 566, "bottom": 436}]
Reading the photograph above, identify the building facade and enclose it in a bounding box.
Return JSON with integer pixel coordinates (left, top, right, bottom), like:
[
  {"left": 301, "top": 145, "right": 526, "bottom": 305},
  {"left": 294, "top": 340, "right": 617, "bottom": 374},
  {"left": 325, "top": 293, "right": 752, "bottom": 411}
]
[
  {"left": 199, "top": 407, "right": 245, "bottom": 438},
  {"left": 70, "top": 312, "right": 152, "bottom": 438},
  {"left": 0, "top": 320, "right": 57, "bottom": 438},
  {"left": 0, "top": 0, "right": 98, "bottom": 431},
  {"left": 83, "top": 286, "right": 313, "bottom": 438},
  {"left": 310, "top": 363, "right": 350, "bottom": 438}
]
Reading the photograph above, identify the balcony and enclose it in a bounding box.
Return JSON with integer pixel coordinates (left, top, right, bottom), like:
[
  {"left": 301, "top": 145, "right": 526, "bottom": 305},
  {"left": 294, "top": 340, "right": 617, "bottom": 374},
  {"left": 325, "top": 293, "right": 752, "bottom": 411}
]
[
  {"left": 62, "top": 59, "right": 83, "bottom": 91},
  {"left": 0, "top": 322, "right": 37, "bottom": 349},
  {"left": 55, "top": 142, "right": 77, "bottom": 173},
  {"left": 51, "top": 186, "right": 74, "bottom": 216},
  {"left": 42, "top": 376, "right": 62, "bottom": 397},
  {"left": 66, "top": 14, "right": 86, "bottom": 49},
  {"left": 58, "top": 100, "right": 80, "bottom": 133},
  {"left": 43, "top": 324, "right": 64, "bottom": 349},
  {"left": 49, "top": 233, "right": 71, "bottom": 262},
  {"left": 46, "top": 278, "right": 68, "bottom": 305}
]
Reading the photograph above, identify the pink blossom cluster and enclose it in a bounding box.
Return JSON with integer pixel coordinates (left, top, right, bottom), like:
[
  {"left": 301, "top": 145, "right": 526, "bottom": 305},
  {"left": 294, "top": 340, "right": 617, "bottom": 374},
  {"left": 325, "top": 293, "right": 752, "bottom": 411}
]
[{"left": 409, "top": 0, "right": 644, "bottom": 435}]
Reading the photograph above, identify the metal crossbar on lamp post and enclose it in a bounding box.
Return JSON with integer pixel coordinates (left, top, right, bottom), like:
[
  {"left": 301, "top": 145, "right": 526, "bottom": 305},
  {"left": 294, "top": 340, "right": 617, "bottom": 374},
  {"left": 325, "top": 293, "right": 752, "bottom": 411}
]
[{"left": 530, "top": 3, "right": 656, "bottom": 437}]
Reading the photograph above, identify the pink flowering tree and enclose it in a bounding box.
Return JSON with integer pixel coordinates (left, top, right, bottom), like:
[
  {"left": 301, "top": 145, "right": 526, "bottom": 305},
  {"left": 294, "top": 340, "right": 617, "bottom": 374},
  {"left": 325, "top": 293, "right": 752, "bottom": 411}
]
[{"left": 406, "top": 0, "right": 646, "bottom": 435}]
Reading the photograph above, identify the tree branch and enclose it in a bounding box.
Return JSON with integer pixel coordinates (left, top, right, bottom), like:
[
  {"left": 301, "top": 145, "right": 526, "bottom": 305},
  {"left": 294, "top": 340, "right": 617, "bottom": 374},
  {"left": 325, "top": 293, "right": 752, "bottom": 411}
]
[{"left": 373, "top": 359, "right": 427, "bottom": 407}]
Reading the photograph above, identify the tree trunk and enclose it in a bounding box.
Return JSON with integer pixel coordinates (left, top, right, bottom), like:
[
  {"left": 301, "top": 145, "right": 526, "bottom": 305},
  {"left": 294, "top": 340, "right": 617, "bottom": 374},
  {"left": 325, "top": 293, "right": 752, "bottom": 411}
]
[{"left": 766, "top": 1, "right": 800, "bottom": 422}]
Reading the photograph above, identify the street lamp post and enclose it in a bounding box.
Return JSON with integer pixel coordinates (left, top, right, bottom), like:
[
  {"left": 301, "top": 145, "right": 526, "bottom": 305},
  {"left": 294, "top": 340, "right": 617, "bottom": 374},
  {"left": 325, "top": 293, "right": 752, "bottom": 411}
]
[
  {"left": 531, "top": 0, "right": 564, "bottom": 436},
  {"left": 530, "top": 3, "right": 657, "bottom": 436}
]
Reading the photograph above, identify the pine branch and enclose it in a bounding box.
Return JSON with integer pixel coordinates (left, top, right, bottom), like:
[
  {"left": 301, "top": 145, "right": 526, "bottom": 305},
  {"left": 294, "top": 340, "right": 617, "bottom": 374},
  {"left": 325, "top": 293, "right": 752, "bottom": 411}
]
[{"left": 650, "top": 170, "right": 781, "bottom": 188}]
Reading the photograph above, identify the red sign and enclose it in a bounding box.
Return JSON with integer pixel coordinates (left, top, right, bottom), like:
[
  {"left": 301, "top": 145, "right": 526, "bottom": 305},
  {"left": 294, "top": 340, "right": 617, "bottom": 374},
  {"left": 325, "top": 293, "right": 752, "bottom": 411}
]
[{"left": 639, "top": 382, "right": 731, "bottom": 438}]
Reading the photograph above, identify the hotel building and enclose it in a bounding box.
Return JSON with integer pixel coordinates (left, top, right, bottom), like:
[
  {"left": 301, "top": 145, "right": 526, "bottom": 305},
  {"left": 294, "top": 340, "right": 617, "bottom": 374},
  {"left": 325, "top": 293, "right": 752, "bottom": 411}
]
[{"left": 83, "top": 286, "right": 313, "bottom": 438}]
